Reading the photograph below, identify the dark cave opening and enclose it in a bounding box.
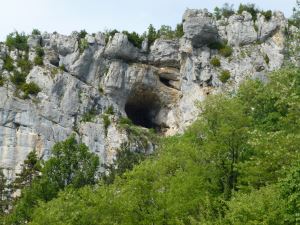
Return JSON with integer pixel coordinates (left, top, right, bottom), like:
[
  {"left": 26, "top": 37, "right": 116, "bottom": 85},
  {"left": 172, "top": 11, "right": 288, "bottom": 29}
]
[{"left": 125, "top": 90, "right": 161, "bottom": 129}]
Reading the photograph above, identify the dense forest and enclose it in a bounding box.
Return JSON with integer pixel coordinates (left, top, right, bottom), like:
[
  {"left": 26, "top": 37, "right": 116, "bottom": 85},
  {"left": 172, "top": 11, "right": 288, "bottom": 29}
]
[{"left": 0, "top": 2, "right": 299, "bottom": 225}]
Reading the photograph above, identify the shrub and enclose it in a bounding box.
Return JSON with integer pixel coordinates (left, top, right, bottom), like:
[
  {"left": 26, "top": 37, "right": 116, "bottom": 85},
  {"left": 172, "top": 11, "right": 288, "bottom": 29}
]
[
  {"left": 262, "top": 10, "right": 272, "bottom": 21},
  {"left": 79, "top": 38, "right": 89, "bottom": 53},
  {"left": 10, "top": 70, "right": 26, "bottom": 86},
  {"left": 147, "top": 24, "right": 158, "bottom": 46},
  {"left": 219, "top": 45, "right": 233, "bottom": 57},
  {"left": 3, "top": 55, "right": 14, "bottom": 71},
  {"left": 104, "top": 29, "right": 119, "bottom": 44},
  {"left": 0, "top": 74, "right": 4, "bottom": 86},
  {"left": 17, "top": 57, "right": 32, "bottom": 74},
  {"left": 34, "top": 47, "right": 44, "bottom": 66},
  {"left": 5, "top": 31, "right": 29, "bottom": 51},
  {"left": 210, "top": 57, "right": 221, "bottom": 67},
  {"left": 214, "top": 3, "right": 235, "bottom": 20},
  {"left": 59, "top": 64, "right": 66, "bottom": 72},
  {"left": 105, "top": 106, "right": 114, "bottom": 115},
  {"left": 119, "top": 117, "right": 133, "bottom": 126},
  {"left": 219, "top": 70, "right": 231, "bottom": 83},
  {"left": 238, "top": 3, "right": 259, "bottom": 21},
  {"left": 31, "top": 29, "right": 41, "bottom": 35},
  {"left": 34, "top": 56, "right": 43, "bottom": 66},
  {"left": 122, "top": 31, "right": 144, "bottom": 48},
  {"left": 102, "top": 114, "right": 111, "bottom": 135},
  {"left": 175, "top": 23, "right": 184, "bottom": 38},
  {"left": 81, "top": 109, "right": 97, "bottom": 122},
  {"left": 21, "top": 82, "right": 41, "bottom": 97},
  {"left": 78, "top": 29, "right": 87, "bottom": 39},
  {"left": 264, "top": 54, "right": 270, "bottom": 65}
]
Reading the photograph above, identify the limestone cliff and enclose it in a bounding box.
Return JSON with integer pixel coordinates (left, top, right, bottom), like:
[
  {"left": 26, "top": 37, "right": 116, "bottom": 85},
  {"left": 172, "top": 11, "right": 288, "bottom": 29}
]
[{"left": 0, "top": 9, "right": 295, "bottom": 178}]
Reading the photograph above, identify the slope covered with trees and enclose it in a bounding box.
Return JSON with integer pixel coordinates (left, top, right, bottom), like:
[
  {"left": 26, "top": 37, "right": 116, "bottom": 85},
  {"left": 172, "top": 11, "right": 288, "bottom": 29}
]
[{"left": 0, "top": 66, "right": 298, "bottom": 225}]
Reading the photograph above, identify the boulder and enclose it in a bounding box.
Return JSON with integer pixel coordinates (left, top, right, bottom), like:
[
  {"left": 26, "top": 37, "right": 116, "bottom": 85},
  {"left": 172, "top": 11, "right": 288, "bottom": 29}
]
[{"left": 183, "top": 9, "right": 219, "bottom": 47}]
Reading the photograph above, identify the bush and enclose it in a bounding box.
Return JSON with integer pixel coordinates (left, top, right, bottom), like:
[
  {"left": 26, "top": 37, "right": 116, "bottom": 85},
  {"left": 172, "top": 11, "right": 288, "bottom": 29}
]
[
  {"left": 214, "top": 3, "right": 235, "bottom": 20},
  {"left": 219, "top": 70, "right": 231, "bottom": 83},
  {"left": 34, "top": 47, "right": 44, "bottom": 66},
  {"left": 174, "top": 23, "right": 184, "bottom": 38},
  {"left": 122, "top": 31, "right": 144, "bottom": 48},
  {"left": 10, "top": 70, "right": 26, "bottom": 86},
  {"left": 78, "top": 29, "right": 87, "bottom": 39},
  {"left": 0, "top": 74, "right": 4, "bottom": 86},
  {"left": 238, "top": 3, "right": 259, "bottom": 21},
  {"left": 102, "top": 114, "right": 111, "bottom": 135},
  {"left": 210, "top": 57, "right": 221, "bottom": 67},
  {"left": 34, "top": 56, "right": 43, "bottom": 66},
  {"left": 3, "top": 55, "right": 14, "bottom": 71},
  {"left": 17, "top": 57, "right": 32, "bottom": 74},
  {"left": 79, "top": 38, "right": 88, "bottom": 53},
  {"left": 31, "top": 29, "right": 41, "bottom": 36},
  {"left": 119, "top": 117, "right": 133, "bottom": 126},
  {"left": 264, "top": 54, "right": 270, "bottom": 65},
  {"left": 5, "top": 31, "right": 29, "bottom": 51},
  {"left": 262, "top": 10, "right": 272, "bottom": 21},
  {"left": 219, "top": 45, "right": 233, "bottom": 57},
  {"left": 104, "top": 29, "right": 119, "bottom": 44},
  {"left": 81, "top": 109, "right": 97, "bottom": 122},
  {"left": 105, "top": 106, "right": 114, "bottom": 115},
  {"left": 21, "top": 82, "right": 41, "bottom": 97}
]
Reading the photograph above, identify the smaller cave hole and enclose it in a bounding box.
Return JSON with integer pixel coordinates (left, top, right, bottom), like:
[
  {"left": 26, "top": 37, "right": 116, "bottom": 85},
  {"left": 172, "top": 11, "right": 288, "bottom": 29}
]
[
  {"left": 159, "top": 77, "right": 173, "bottom": 88},
  {"left": 125, "top": 90, "right": 161, "bottom": 129}
]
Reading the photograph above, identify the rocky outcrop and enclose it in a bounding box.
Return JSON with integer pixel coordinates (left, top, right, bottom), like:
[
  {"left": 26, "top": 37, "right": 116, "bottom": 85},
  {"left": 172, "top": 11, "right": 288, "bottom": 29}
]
[{"left": 0, "top": 8, "right": 291, "bottom": 178}]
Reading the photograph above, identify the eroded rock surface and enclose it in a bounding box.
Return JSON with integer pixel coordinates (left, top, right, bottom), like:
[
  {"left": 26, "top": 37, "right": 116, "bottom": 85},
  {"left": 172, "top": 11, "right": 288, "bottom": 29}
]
[{"left": 0, "top": 8, "right": 291, "bottom": 178}]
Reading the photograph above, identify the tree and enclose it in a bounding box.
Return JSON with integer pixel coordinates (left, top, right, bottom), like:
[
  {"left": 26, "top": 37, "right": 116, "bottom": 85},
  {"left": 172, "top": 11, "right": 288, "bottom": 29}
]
[
  {"left": 42, "top": 135, "right": 99, "bottom": 189},
  {"left": 147, "top": 24, "right": 157, "bottom": 47},
  {"left": 0, "top": 169, "right": 9, "bottom": 216},
  {"left": 14, "top": 151, "right": 41, "bottom": 190}
]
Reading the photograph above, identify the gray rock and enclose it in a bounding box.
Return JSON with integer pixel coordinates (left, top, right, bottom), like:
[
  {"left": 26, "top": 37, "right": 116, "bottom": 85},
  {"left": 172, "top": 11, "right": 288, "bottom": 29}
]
[
  {"left": 104, "top": 33, "right": 140, "bottom": 61},
  {"left": 148, "top": 39, "right": 180, "bottom": 67},
  {"left": 226, "top": 11, "right": 257, "bottom": 46},
  {"left": 27, "top": 35, "right": 42, "bottom": 48},
  {"left": 183, "top": 9, "right": 219, "bottom": 47}
]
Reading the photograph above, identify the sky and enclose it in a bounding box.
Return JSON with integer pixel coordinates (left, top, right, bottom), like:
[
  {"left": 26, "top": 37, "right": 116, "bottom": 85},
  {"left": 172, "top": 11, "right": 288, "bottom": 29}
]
[{"left": 0, "top": 0, "right": 297, "bottom": 40}]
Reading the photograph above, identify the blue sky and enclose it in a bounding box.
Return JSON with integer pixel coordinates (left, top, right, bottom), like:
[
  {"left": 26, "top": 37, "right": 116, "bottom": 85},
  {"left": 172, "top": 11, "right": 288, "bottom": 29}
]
[{"left": 0, "top": 0, "right": 297, "bottom": 40}]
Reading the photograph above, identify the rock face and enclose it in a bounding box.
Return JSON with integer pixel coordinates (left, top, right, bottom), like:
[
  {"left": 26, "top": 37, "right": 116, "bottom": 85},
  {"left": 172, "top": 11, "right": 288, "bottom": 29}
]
[{"left": 0, "top": 8, "right": 290, "bottom": 178}]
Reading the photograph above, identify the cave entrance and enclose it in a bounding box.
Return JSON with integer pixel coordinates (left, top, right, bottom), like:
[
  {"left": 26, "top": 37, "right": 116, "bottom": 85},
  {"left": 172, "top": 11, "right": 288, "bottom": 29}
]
[{"left": 125, "top": 89, "right": 161, "bottom": 129}]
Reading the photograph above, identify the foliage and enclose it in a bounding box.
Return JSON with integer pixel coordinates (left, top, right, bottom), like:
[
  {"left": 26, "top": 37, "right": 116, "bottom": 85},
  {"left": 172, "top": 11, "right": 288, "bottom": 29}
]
[
  {"left": 214, "top": 3, "right": 235, "bottom": 20},
  {"left": 219, "top": 44, "right": 233, "bottom": 57},
  {"left": 10, "top": 70, "right": 26, "bottom": 86},
  {"left": 17, "top": 56, "right": 32, "bottom": 74},
  {"left": 102, "top": 144, "right": 146, "bottom": 184},
  {"left": 261, "top": 10, "right": 273, "bottom": 21},
  {"left": 219, "top": 70, "right": 231, "bottom": 83},
  {"left": 6, "top": 67, "right": 300, "bottom": 225},
  {"left": 0, "top": 169, "right": 10, "bottom": 216},
  {"left": 79, "top": 38, "right": 89, "bottom": 53},
  {"left": 104, "top": 106, "right": 114, "bottom": 115},
  {"left": 81, "top": 109, "right": 97, "bottom": 122},
  {"left": 14, "top": 151, "right": 41, "bottom": 190},
  {"left": 104, "top": 29, "right": 119, "bottom": 44},
  {"left": 31, "top": 29, "right": 41, "bottom": 36},
  {"left": 6, "top": 136, "right": 99, "bottom": 224},
  {"left": 264, "top": 53, "right": 270, "bottom": 64},
  {"left": 122, "top": 31, "right": 144, "bottom": 48},
  {"left": 102, "top": 114, "right": 111, "bottom": 136},
  {"left": 34, "top": 47, "right": 44, "bottom": 66},
  {"left": 78, "top": 29, "right": 87, "bottom": 39},
  {"left": 5, "top": 32, "right": 29, "bottom": 52},
  {"left": 238, "top": 3, "right": 259, "bottom": 21},
  {"left": 3, "top": 55, "right": 14, "bottom": 72},
  {"left": 21, "top": 82, "right": 41, "bottom": 98},
  {"left": 210, "top": 56, "right": 221, "bottom": 67},
  {"left": 0, "top": 74, "right": 4, "bottom": 86},
  {"left": 146, "top": 24, "right": 158, "bottom": 47}
]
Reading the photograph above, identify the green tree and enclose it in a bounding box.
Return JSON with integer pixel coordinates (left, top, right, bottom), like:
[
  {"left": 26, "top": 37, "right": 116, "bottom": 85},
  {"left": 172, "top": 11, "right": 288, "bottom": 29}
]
[
  {"left": 42, "top": 135, "right": 99, "bottom": 189},
  {"left": 14, "top": 151, "right": 41, "bottom": 190},
  {"left": 147, "top": 24, "right": 157, "bottom": 46}
]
